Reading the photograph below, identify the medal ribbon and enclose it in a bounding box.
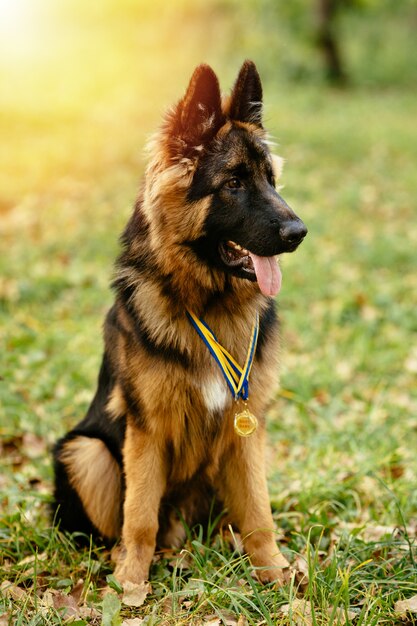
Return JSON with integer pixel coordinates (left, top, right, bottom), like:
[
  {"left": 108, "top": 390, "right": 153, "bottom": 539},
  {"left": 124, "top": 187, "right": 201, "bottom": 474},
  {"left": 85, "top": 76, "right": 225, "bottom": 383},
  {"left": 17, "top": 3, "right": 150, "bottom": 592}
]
[{"left": 186, "top": 311, "right": 259, "bottom": 400}]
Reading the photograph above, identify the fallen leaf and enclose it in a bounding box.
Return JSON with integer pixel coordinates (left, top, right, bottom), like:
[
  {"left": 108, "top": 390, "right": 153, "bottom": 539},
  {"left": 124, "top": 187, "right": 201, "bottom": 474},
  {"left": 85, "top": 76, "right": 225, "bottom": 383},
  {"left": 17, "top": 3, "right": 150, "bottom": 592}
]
[
  {"left": 362, "top": 525, "right": 396, "bottom": 543},
  {"left": 22, "top": 432, "right": 48, "bottom": 458},
  {"left": 0, "top": 435, "right": 23, "bottom": 460},
  {"left": 121, "top": 581, "right": 151, "bottom": 608},
  {"left": 280, "top": 599, "right": 313, "bottom": 626},
  {"left": 182, "top": 600, "right": 194, "bottom": 609},
  {"left": 52, "top": 591, "right": 80, "bottom": 618},
  {"left": 162, "top": 595, "right": 173, "bottom": 614},
  {"left": 394, "top": 594, "right": 417, "bottom": 616},
  {"left": 292, "top": 555, "right": 309, "bottom": 587},
  {"left": 79, "top": 605, "right": 101, "bottom": 620},
  {"left": 384, "top": 463, "right": 405, "bottom": 480},
  {"left": 327, "top": 606, "right": 357, "bottom": 624},
  {"left": 122, "top": 620, "right": 145, "bottom": 626},
  {"left": 202, "top": 612, "right": 240, "bottom": 626},
  {"left": 0, "top": 581, "right": 27, "bottom": 601},
  {"left": 313, "top": 388, "right": 330, "bottom": 405},
  {"left": 70, "top": 578, "right": 85, "bottom": 604},
  {"left": 40, "top": 590, "right": 55, "bottom": 608},
  {"left": 40, "top": 586, "right": 98, "bottom": 621},
  {"left": 18, "top": 551, "right": 48, "bottom": 567}
]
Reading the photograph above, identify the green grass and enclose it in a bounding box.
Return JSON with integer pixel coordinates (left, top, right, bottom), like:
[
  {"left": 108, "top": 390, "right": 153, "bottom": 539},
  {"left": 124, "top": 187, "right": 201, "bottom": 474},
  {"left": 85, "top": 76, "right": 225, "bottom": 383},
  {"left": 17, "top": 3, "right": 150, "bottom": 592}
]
[{"left": 1, "top": 1, "right": 417, "bottom": 624}]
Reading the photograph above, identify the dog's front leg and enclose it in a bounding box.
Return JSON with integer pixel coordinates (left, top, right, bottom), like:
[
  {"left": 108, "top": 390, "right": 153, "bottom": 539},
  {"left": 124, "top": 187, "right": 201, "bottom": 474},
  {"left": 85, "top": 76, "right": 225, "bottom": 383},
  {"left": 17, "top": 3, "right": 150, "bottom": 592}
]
[
  {"left": 219, "top": 432, "right": 290, "bottom": 585},
  {"left": 114, "top": 420, "right": 166, "bottom": 585}
]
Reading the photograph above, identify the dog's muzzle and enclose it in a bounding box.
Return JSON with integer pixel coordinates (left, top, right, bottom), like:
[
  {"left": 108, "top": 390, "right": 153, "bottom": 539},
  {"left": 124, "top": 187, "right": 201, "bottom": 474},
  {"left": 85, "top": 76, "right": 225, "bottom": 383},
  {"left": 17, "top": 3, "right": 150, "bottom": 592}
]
[{"left": 278, "top": 219, "right": 308, "bottom": 250}]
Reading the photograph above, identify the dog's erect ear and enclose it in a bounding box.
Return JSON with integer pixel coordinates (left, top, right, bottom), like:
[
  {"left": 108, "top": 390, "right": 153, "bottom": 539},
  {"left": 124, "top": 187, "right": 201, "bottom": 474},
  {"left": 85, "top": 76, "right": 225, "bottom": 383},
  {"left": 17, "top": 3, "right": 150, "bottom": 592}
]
[
  {"left": 228, "top": 60, "right": 263, "bottom": 127},
  {"left": 171, "top": 64, "right": 224, "bottom": 149}
]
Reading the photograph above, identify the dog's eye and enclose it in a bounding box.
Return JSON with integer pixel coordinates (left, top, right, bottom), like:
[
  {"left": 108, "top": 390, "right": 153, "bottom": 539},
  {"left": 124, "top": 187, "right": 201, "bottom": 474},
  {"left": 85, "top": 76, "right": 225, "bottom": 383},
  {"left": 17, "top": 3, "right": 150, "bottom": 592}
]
[{"left": 225, "top": 177, "right": 242, "bottom": 190}]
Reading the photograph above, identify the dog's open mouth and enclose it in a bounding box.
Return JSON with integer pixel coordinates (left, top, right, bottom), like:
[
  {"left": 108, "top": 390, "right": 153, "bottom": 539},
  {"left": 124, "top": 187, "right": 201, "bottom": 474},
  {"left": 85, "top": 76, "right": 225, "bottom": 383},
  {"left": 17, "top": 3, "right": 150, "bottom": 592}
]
[
  {"left": 219, "top": 241, "right": 282, "bottom": 297},
  {"left": 220, "top": 241, "right": 255, "bottom": 272}
]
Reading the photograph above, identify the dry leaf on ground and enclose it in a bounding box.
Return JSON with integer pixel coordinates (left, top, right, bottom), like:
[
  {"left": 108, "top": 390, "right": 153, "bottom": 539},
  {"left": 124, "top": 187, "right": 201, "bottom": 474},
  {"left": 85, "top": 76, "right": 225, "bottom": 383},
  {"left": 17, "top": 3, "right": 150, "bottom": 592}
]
[
  {"left": 292, "top": 555, "right": 309, "bottom": 587},
  {"left": 280, "top": 599, "right": 313, "bottom": 626},
  {"left": 52, "top": 591, "right": 80, "bottom": 618},
  {"left": 79, "top": 606, "right": 101, "bottom": 620},
  {"left": 17, "top": 552, "right": 48, "bottom": 567},
  {"left": 0, "top": 581, "right": 27, "bottom": 601},
  {"left": 362, "top": 525, "right": 397, "bottom": 542},
  {"left": 39, "top": 587, "right": 98, "bottom": 620},
  {"left": 22, "top": 432, "right": 48, "bottom": 458},
  {"left": 394, "top": 594, "right": 417, "bottom": 616},
  {"left": 327, "top": 606, "right": 357, "bottom": 624},
  {"left": 202, "top": 613, "right": 243, "bottom": 626},
  {"left": 121, "top": 580, "right": 151, "bottom": 607},
  {"left": 70, "top": 578, "right": 85, "bottom": 604},
  {"left": 40, "top": 590, "right": 55, "bottom": 608}
]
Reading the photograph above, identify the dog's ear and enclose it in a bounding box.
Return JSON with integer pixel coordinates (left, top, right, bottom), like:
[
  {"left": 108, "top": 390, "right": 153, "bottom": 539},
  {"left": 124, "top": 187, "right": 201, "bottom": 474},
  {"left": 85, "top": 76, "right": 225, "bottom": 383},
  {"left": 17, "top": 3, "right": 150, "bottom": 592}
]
[
  {"left": 170, "top": 64, "right": 224, "bottom": 151},
  {"left": 228, "top": 60, "right": 263, "bottom": 127}
]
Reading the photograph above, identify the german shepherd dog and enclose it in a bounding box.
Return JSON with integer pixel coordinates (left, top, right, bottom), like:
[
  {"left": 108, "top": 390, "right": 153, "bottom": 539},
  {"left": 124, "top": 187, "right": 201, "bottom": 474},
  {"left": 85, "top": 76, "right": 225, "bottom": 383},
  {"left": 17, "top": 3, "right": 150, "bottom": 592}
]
[{"left": 53, "top": 61, "right": 307, "bottom": 585}]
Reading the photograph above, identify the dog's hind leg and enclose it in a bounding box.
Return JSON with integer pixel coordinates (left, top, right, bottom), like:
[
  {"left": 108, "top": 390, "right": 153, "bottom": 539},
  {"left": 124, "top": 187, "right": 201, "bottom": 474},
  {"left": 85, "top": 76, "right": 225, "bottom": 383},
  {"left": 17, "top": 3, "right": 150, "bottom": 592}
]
[{"left": 54, "top": 434, "right": 122, "bottom": 540}]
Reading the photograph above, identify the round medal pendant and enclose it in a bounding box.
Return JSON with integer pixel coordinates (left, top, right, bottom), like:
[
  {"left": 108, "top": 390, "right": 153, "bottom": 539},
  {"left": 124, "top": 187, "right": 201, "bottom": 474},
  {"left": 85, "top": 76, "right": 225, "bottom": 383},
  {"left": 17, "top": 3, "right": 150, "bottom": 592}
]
[{"left": 234, "top": 409, "right": 258, "bottom": 437}]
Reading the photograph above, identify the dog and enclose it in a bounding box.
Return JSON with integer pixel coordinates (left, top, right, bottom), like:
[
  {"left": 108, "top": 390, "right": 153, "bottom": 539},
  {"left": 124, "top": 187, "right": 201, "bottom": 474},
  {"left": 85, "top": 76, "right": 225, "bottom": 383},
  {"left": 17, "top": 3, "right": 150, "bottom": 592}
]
[{"left": 53, "top": 60, "right": 307, "bottom": 586}]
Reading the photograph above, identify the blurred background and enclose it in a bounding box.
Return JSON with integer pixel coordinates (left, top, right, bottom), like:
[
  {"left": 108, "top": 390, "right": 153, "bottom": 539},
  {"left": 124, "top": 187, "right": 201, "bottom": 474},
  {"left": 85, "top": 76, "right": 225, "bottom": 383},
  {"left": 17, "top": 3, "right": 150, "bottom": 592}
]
[
  {"left": 0, "top": 0, "right": 416, "bottom": 502},
  {"left": 1, "top": 0, "right": 416, "bottom": 211}
]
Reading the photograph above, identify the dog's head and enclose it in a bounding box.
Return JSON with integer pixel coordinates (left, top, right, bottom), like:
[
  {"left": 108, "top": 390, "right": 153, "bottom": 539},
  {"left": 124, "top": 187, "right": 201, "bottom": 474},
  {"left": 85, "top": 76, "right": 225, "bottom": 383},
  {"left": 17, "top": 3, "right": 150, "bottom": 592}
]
[{"left": 144, "top": 61, "right": 307, "bottom": 298}]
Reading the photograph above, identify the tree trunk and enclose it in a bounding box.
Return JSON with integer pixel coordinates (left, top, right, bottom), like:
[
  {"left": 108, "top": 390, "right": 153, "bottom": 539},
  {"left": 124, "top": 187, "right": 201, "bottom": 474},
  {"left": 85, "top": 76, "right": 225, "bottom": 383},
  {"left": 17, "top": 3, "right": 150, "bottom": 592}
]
[{"left": 317, "top": 0, "right": 348, "bottom": 85}]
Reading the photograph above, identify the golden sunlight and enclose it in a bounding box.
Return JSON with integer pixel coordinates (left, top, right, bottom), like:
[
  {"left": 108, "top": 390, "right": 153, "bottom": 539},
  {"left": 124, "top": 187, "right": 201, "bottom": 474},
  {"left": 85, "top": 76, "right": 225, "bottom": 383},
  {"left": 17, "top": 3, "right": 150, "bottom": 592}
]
[{"left": 0, "top": 0, "right": 44, "bottom": 61}]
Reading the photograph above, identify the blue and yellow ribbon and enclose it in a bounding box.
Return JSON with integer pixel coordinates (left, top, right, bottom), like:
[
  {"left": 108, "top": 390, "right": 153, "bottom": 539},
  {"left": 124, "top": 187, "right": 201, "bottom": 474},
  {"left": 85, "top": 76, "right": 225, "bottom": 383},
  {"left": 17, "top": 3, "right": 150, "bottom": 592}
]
[{"left": 187, "top": 311, "right": 259, "bottom": 401}]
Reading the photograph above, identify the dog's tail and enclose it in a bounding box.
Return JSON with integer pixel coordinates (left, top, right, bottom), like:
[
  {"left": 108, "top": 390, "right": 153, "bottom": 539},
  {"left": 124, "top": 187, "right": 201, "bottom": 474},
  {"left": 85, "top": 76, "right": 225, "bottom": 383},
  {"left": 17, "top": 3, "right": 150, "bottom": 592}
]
[{"left": 53, "top": 432, "right": 123, "bottom": 541}]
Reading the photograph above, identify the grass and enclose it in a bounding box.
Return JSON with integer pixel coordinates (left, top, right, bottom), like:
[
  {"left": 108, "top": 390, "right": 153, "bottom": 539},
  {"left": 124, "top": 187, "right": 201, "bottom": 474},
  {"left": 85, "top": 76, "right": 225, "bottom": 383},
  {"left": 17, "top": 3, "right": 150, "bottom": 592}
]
[{"left": 1, "top": 1, "right": 417, "bottom": 624}]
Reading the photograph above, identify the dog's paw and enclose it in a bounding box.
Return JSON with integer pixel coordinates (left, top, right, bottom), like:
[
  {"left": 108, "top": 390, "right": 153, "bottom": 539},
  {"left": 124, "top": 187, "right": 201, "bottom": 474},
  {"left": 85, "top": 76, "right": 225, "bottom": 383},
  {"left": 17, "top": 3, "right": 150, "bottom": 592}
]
[
  {"left": 112, "top": 544, "right": 150, "bottom": 588},
  {"left": 253, "top": 552, "right": 292, "bottom": 586},
  {"left": 113, "top": 560, "right": 148, "bottom": 587}
]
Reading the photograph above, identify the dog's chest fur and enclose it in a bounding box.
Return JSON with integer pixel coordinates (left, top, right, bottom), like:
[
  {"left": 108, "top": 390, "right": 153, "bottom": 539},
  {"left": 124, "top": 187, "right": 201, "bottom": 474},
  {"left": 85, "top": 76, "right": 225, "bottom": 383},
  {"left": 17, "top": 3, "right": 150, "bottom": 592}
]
[{"left": 200, "top": 373, "right": 230, "bottom": 414}]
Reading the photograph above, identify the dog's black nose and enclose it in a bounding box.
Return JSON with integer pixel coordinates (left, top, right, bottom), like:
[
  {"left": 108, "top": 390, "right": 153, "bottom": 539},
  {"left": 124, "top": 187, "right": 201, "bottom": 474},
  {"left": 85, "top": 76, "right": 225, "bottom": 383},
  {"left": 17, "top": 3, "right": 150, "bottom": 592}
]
[{"left": 279, "top": 220, "right": 308, "bottom": 244}]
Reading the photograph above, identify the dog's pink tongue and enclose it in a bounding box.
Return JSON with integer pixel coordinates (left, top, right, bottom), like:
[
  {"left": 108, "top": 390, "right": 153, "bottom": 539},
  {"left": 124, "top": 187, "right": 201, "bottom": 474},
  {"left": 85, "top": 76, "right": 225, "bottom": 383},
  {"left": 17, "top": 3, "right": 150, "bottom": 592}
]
[{"left": 250, "top": 253, "right": 282, "bottom": 297}]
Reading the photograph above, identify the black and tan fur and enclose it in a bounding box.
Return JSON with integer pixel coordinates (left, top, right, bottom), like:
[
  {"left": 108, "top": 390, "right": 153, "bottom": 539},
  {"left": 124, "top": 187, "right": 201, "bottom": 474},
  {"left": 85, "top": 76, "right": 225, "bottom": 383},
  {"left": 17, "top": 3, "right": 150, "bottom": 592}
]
[{"left": 53, "top": 61, "right": 307, "bottom": 585}]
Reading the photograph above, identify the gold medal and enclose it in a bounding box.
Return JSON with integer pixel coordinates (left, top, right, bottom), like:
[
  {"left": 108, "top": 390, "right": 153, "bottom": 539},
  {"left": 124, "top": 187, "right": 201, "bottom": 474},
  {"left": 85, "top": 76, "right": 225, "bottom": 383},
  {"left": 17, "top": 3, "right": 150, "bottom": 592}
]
[
  {"left": 187, "top": 310, "right": 260, "bottom": 438},
  {"left": 234, "top": 408, "right": 258, "bottom": 437}
]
